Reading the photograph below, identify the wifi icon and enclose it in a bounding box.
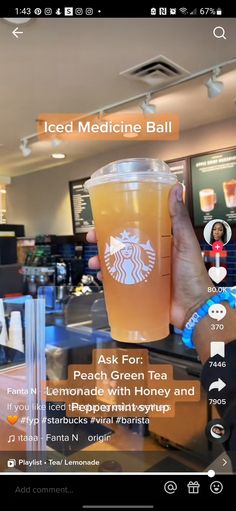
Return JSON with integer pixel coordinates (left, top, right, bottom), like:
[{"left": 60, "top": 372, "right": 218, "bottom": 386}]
[{"left": 179, "top": 7, "right": 188, "bottom": 14}]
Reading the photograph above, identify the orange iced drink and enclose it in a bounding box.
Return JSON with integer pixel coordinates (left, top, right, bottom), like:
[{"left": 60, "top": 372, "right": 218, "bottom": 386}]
[
  {"left": 85, "top": 159, "right": 176, "bottom": 342},
  {"left": 223, "top": 180, "right": 236, "bottom": 208}
]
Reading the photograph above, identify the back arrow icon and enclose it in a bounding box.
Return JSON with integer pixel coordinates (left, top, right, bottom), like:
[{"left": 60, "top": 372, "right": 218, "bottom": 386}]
[
  {"left": 12, "top": 27, "right": 23, "bottom": 39},
  {"left": 209, "top": 378, "right": 226, "bottom": 391}
]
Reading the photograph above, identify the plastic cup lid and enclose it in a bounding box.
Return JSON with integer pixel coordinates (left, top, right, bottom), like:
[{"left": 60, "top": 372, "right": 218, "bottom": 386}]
[{"left": 85, "top": 158, "right": 177, "bottom": 188}]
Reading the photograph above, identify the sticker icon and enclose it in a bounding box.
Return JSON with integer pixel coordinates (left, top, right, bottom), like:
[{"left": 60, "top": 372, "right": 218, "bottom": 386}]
[{"left": 104, "top": 230, "right": 156, "bottom": 285}]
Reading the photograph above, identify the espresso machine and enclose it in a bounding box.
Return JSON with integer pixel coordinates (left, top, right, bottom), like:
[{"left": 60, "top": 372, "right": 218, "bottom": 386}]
[
  {"left": 22, "top": 235, "right": 85, "bottom": 310},
  {"left": 22, "top": 266, "right": 56, "bottom": 297}
]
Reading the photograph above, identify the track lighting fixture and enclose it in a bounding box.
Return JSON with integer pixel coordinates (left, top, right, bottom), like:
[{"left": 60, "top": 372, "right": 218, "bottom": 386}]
[
  {"left": 140, "top": 93, "right": 157, "bottom": 114},
  {"left": 19, "top": 139, "right": 31, "bottom": 157},
  {"left": 205, "top": 67, "right": 224, "bottom": 98}
]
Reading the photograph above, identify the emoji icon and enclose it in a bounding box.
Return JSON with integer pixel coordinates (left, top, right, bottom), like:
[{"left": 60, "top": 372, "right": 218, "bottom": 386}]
[
  {"left": 210, "top": 481, "right": 223, "bottom": 494},
  {"left": 7, "top": 416, "right": 19, "bottom": 425}
]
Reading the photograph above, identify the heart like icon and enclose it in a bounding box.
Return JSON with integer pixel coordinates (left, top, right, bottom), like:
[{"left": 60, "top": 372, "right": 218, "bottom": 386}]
[
  {"left": 208, "top": 266, "right": 227, "bottom": 284},
  {"left": 7, "top": 415, "right": 19, "bottom": 425}
]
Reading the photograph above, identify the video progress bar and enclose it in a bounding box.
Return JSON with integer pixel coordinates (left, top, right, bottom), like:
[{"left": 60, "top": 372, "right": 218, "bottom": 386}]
[{"left": 83, "top": 507, "right": 154, "bottom": 509}]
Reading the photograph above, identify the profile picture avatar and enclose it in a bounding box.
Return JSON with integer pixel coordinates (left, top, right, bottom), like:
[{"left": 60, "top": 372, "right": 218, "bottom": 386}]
[
  {"left": 203, "top": 218, "right": 232, "bottom": 246},
  {"left": 206, "top": 419, "right": 230, "bottom": 443},
  {"left": 210, "top": 424, "right": 225, "bottom": 438}
]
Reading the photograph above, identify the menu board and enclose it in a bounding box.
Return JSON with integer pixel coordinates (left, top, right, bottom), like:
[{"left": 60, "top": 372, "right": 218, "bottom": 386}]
[
  {"left": 166, "top": 158, "right": 187, "bottom": 203},
  {"left": 191, "top": 149, "right": 236, "bottom": 225},
  {"left": 166, "top": 158, "right": 187, "bottom": 185},
  {"left": 69, "top": 179, "right": 94, "bottom": 233}
]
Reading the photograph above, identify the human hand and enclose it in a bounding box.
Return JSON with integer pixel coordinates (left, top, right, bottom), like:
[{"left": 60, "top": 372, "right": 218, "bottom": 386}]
[
  {"left": 86, "top": 229, "right": 102, "bottom": 282},
  {"left": 169, "top": 183, "right": 212, "bottom": 329}
]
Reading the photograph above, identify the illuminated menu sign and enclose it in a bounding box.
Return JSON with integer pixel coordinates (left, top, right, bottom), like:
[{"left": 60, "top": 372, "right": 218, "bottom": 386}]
[
  {"left": 191, "top": 149, "right": 236, "bottom": 225},
  {"left": 69, "top": 179, "right": 94, "bottom": 233}
]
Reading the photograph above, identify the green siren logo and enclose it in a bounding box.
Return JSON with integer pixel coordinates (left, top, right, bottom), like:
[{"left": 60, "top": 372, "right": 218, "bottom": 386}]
[{"left": 104, "top": 230, "right": 156, "bottom": 285}]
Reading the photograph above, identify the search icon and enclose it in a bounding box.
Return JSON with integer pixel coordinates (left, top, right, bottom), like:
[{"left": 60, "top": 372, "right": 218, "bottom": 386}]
[{"left": 213, "top": 26, "right": 226, "bottom": 39}]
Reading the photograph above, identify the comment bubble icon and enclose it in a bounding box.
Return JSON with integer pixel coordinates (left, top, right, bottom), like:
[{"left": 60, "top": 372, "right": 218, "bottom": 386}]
[{"left": 208, "top": 303, "right": 226, "bottom": 321}]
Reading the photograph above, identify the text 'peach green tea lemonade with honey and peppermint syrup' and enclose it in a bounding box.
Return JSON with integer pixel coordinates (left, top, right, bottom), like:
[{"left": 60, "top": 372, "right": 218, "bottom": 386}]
[{"left": 85, "top": 158, "right": 177, "bottom": 342}]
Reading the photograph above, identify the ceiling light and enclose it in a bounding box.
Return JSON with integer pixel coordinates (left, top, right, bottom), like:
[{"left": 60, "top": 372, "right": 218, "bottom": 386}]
[
  {"left": 123, "top": 132, "right": 139, "bottom": 138},
  {"left": 19, "top": 139, "right": 32, "bottom": 157},
  {"left": 3, "top": 18, "right": 31, "bottom": 24},
  {"left": 205, "top": 67, "right": 224, "bottom": 98},
  {"left": 51, "top": 153, "right": 66, "bottom": 159},
  {"left": 0, "top": 189, "right": 6, "bottom": 194},
  {"left": 140, "top": 93, "right": 157, "bottom": 114}
]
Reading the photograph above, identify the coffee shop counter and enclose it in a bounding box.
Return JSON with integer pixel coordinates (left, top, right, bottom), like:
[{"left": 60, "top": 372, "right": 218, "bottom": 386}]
[{"left": 45, "top": 323, "right": 218, "bottom": 464}]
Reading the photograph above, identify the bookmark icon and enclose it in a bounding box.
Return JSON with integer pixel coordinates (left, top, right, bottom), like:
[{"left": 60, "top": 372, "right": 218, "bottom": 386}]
[{"left": 210, "top": 341, "right": 225, "bottom": 358}]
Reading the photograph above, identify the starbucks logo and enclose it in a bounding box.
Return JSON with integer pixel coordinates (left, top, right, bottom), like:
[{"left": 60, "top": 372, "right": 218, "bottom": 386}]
[{"left": 104, "top": 230, "right": 156, "bottom": 285}]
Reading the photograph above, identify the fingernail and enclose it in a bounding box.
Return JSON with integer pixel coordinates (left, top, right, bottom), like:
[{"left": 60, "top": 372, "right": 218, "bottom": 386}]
[{"left": 176, "top": 185, "right": 183, "bottom": 202}]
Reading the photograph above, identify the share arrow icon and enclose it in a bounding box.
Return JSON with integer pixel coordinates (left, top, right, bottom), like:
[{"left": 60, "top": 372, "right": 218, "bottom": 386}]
[{"left": 209, "top": 378, "right": 226, "bottom": 392}]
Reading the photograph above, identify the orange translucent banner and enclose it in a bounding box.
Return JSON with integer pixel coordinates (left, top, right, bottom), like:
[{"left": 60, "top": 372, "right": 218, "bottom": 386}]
[
  {"left": 42, "top": 349, "right": 200, "bottom": 418},
  {"left": 37, "top": 113, "right": 180, "bottom": 141}
]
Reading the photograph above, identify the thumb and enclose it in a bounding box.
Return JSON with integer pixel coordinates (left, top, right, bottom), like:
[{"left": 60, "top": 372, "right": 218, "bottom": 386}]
[{"left": 169, "top": 183, "right": 200, "bottom": 251}]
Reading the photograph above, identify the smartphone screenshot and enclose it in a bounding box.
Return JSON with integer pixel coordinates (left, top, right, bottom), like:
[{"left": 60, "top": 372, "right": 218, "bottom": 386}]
[{"left": 0, "top": 3, "right": 235, "bottom": 503}]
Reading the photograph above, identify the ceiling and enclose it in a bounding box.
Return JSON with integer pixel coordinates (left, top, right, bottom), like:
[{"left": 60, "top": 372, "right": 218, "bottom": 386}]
[{"left": 0, "top": 17, "right": 236, "bottom": 177}]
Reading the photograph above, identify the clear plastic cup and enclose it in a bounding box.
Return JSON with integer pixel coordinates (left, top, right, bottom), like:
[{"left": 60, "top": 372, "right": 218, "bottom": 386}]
[
  {"left": 199, "top": 188, "right": 216, "bottom": 212},
  {"left": 85, "top": 158, "right": 177, "bottom": 342},
  {"left": 9, "top": 311, "right": 22, "bottom": 329},
  {"left": 8, "top": 311, "right": 24, "bottom": 351}
]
